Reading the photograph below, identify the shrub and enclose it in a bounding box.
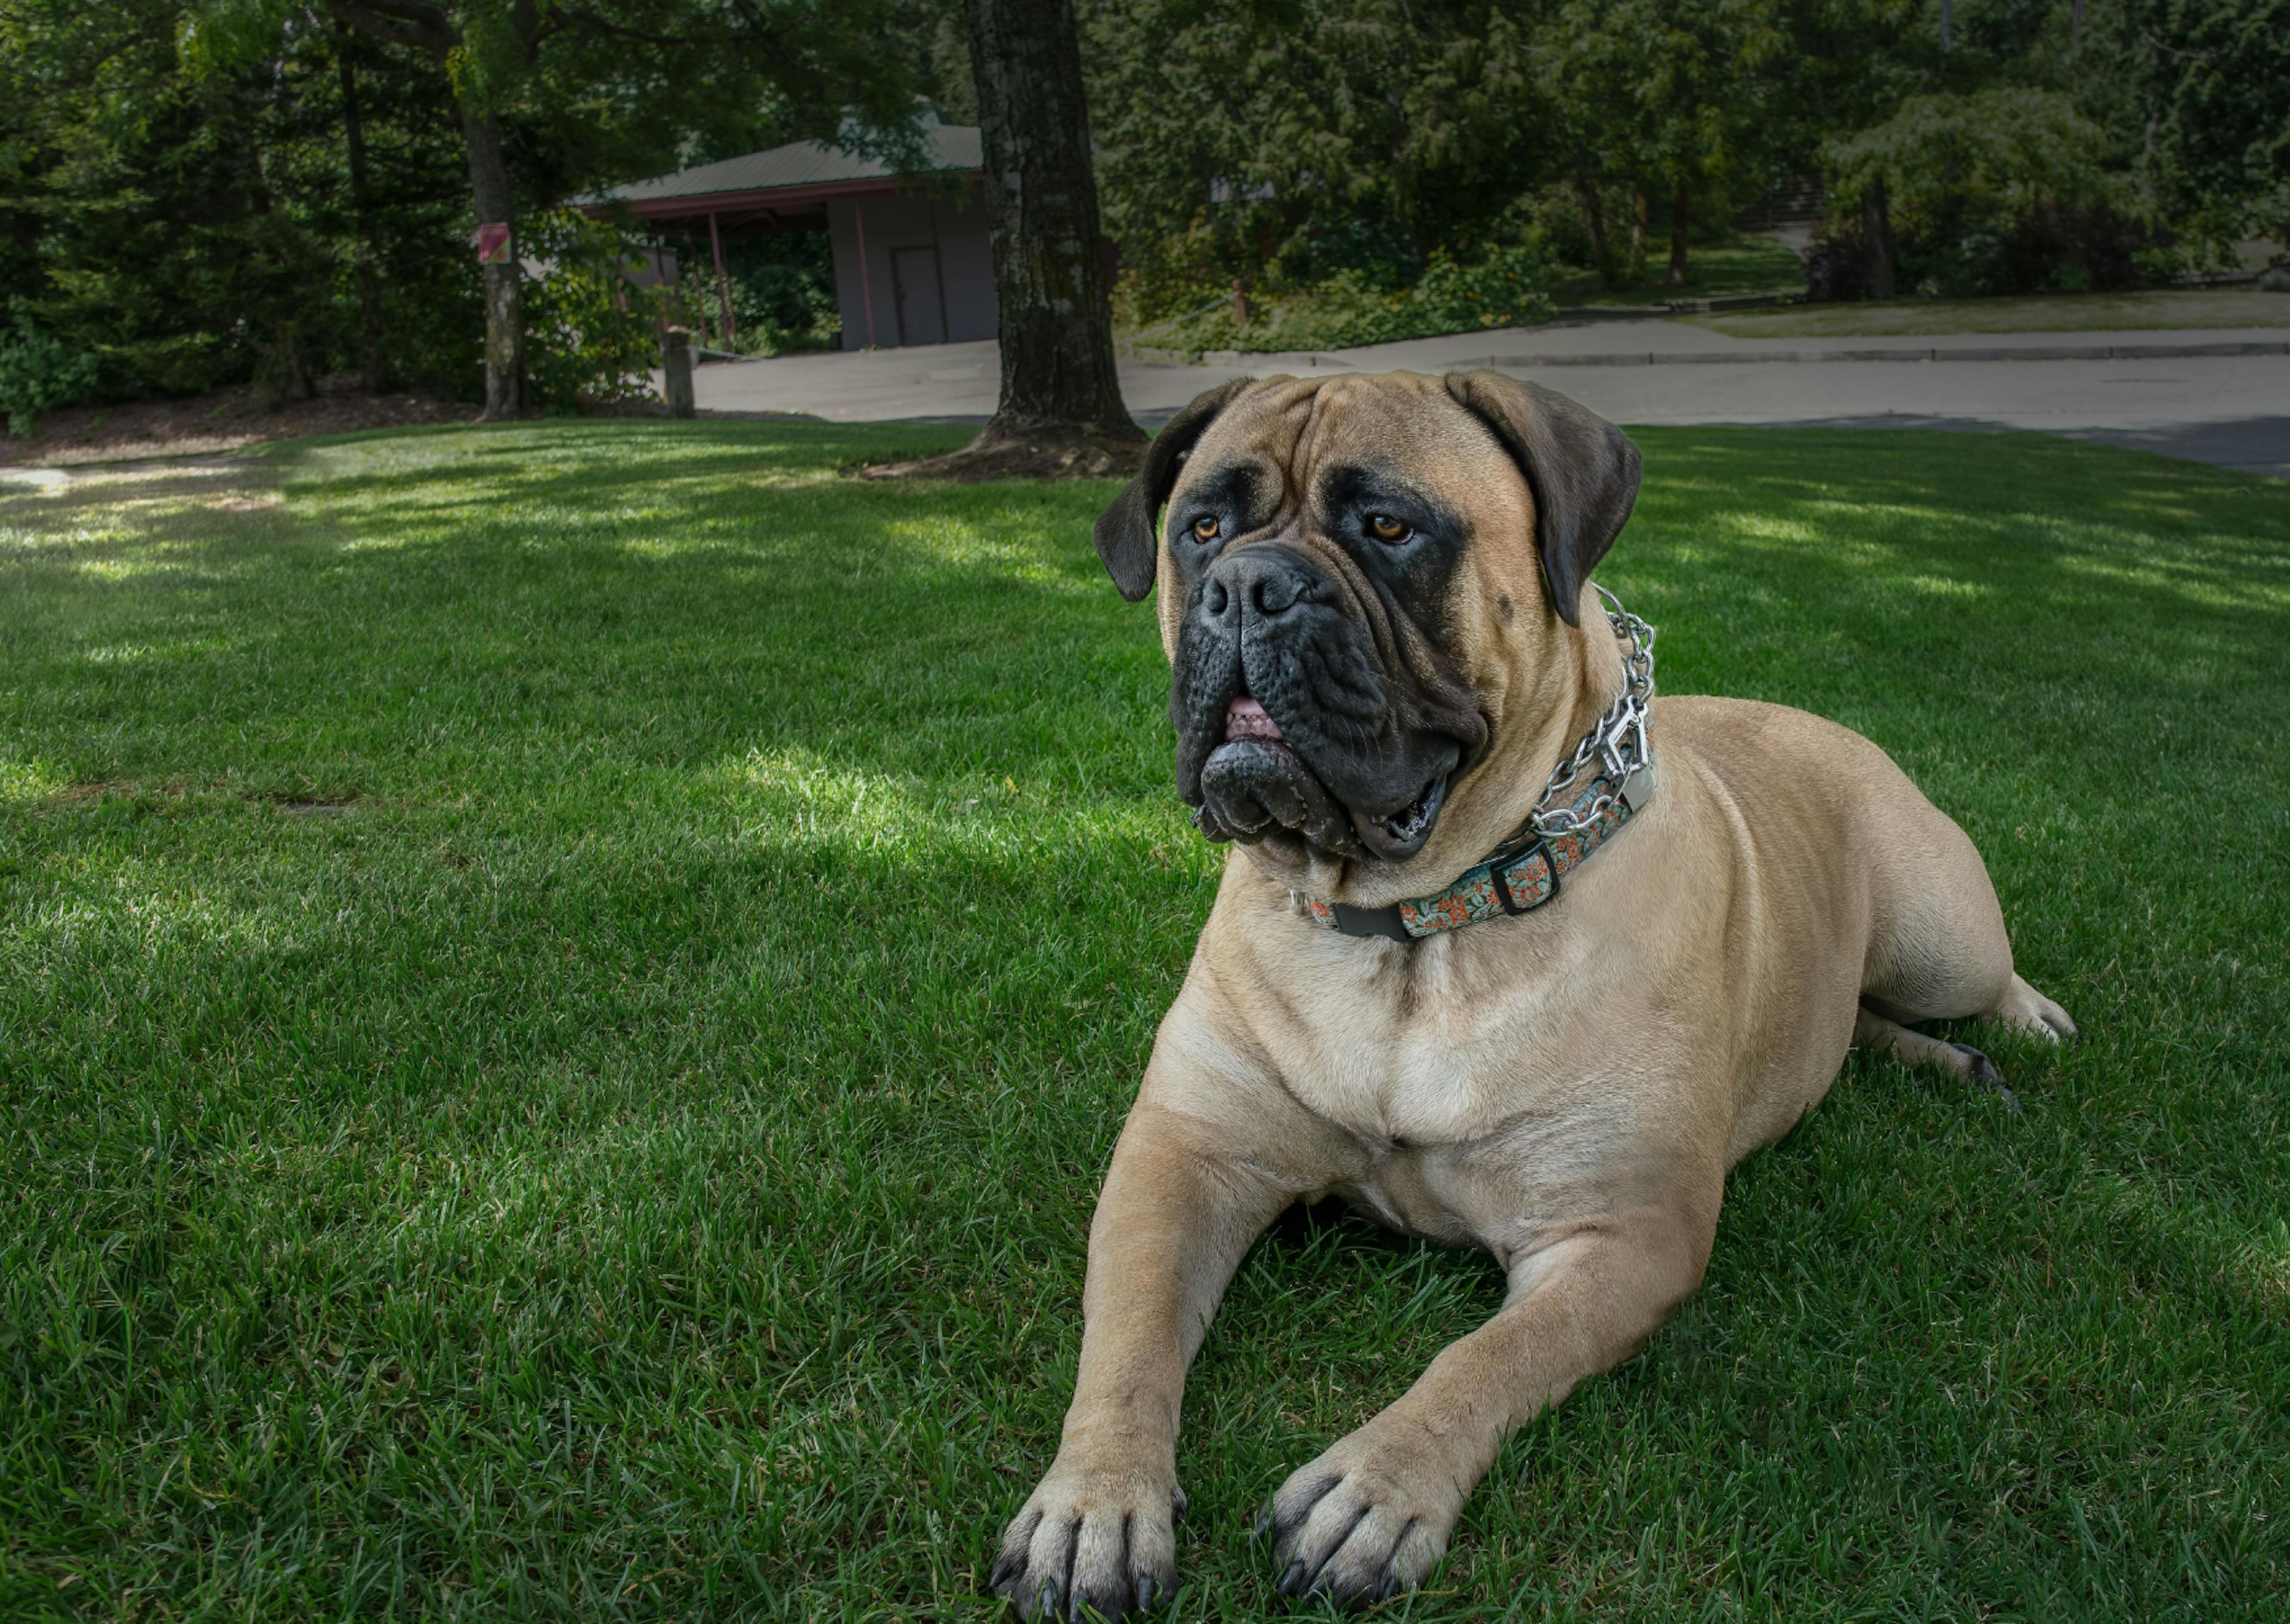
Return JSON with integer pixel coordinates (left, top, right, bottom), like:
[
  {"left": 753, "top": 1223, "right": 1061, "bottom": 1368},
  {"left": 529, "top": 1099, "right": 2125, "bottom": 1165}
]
[
  {"left": 522, "top": 211, "right": 670, "bottom": 408},
  {"left": 1815, "top": 88, "right": 2183, "bottom": 300},
  {"left": 0, "top": 301, "right": 101, "bottom": 436},
  {"left": 1129, "top": 244, "right": 1555, "bottom": 355}
]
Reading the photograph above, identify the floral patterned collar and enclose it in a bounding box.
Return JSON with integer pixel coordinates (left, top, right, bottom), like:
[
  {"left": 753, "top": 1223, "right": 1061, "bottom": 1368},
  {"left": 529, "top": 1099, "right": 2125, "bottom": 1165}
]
[{"left": 1295, "top": 771, "right": 1646, "bottom": 943}]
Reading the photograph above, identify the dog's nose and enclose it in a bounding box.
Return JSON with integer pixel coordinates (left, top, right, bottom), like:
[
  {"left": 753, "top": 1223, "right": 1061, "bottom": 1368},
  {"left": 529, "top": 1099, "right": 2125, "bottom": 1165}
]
[{"left": 1204, "top": 549, "right": 1307, "bottom": 622}]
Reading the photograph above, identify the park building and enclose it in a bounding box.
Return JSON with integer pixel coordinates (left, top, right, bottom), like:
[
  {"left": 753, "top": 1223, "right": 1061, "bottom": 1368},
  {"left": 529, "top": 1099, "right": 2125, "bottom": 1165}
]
[{"left": 584, "top": 109, "right": 995, "bottom": 352}]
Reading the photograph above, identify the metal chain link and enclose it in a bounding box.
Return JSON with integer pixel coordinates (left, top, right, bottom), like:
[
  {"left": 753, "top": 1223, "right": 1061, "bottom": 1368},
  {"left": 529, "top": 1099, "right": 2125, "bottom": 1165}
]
[{"left": 1520, "top": 582, "right": 1656, "bottom": 842}]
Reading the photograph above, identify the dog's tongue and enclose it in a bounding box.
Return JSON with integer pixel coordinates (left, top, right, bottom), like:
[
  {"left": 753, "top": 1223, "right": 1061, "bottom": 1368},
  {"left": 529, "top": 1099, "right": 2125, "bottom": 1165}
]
[{"left": 1225, "top": 696, "right": 1285, "bottom": 743}]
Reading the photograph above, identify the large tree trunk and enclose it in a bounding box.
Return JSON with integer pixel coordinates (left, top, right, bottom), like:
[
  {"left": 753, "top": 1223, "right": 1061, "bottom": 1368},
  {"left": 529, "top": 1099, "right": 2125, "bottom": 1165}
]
[
  {"left": 1862, "top": 174, "right": 1898, "bottom": 299},
  {"left": 951, "top": 0, "right": 1140, "bottom": 470},
  {"left": 336, "top": 32, "right": 388, "bottom": 393},
  {"left": 460, "top": 104, "right": 525, "bottom": 422}
]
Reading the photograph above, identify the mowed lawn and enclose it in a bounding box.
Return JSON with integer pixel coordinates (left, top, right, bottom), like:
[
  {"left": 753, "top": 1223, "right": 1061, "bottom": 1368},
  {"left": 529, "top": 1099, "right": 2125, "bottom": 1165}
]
[{"left": 2, "top": 420, "right": 2285, "bottom": 1623}]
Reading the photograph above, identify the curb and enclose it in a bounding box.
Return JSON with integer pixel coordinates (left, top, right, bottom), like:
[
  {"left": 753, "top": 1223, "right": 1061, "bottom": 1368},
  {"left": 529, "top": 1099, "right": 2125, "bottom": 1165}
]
[
  {"left": 1479, "top": 339, "right": 2290, "bottom": 368},
  {"left": 1124, "top": 337, "right": 2290, "bottom": 369}
]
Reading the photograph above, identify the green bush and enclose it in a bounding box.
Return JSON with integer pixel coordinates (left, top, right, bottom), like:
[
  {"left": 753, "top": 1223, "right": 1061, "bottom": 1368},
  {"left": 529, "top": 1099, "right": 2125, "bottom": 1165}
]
[
  {"left": 0, "top": 300, "right": 101, "bottom": 436},
  {"left": 522, "top": 212, "right": 670, "bottom": 408},
  {"left": 1817, "top": 89, "right": 2180, "bottom": 299},
  {"left": 708, "top": 233, "right": 843, "bottom": 356},
  {"left": 1130, "top": 244, "right": 1555, "bottom": 355}
]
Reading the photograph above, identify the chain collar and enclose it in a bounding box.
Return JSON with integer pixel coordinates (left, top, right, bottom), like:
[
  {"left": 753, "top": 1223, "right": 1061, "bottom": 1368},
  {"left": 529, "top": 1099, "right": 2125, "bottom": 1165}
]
[
  {"left": 1295, "top": 585, "right": 1657, "bottom": 941},
  {"left": 1495, "top": 583, "right": 1655, "bottom": 860}
]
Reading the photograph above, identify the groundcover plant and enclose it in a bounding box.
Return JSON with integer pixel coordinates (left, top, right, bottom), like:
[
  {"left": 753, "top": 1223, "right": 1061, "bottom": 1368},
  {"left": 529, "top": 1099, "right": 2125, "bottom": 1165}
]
[{"left": 1, "top": 422, "right": 2284, "bottom": 1620}]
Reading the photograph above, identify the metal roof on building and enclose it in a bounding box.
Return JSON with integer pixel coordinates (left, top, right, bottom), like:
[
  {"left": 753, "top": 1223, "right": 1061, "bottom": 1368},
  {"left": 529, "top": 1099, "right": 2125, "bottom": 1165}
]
[{"left": 597, "top": 123, "right": 983, "bottom": 209}]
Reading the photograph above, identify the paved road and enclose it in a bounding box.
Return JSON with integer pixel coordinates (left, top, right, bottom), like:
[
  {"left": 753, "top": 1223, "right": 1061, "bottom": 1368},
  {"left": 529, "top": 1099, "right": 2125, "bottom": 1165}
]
[{"left": 691, "top": 316, "right": 2290, "bottom": 479}]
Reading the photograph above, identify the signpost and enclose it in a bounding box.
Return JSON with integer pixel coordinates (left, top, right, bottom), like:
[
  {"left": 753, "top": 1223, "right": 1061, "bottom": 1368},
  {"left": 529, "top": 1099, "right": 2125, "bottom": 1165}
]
[{"left": 475, "top": 222, "right": 512, "bottom": 264}]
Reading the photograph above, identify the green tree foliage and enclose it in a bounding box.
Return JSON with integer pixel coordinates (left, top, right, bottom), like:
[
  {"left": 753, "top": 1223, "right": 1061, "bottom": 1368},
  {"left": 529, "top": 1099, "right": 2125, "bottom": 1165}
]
[
  {"left": 0, "top": 1, "right": 923, "bottom": 427},
  {"left": 1824, "top": 85, "right": 2154, "bottom": 294},
  {"left": 1079, "top": 0, "right": 2283, "bottom": 318},
  {"left": 0, "top": 4, "right": 468, "bottom": 411},
  {"left": 2113, "top": 0, "right": 2290, "bottom": 246},
  {"left": 1082, "top": 0, "right": 1555, "bottom": 311},
  {"left": 1079, "top": 0, "right": 1795, "bottom": 314}
]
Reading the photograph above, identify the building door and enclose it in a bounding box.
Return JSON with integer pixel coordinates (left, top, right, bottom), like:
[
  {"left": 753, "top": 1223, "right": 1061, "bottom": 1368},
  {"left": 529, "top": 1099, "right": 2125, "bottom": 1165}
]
[{"left": 890, "top": 246, "right": 948, "bottom": 346}]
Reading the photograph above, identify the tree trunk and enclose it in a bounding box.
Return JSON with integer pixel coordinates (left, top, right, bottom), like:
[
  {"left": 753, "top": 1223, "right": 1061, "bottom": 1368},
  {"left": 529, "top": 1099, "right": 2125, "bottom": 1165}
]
[
  {"left": 336, "top": 32, "right": 388, "bottom": 393},
  {"left": 460, "top": 103, "right": 525, "bottom": 422},
  {"left": 1627, "top": 181, "right": 1648, "bottom": 285},
  {"left": 1862, "top": 174, "right": 1898, "bottom": 300},
  {"left": 961, "top": 0, "right": 1137, "bottom": 448},
  {"left": 1574, "top": 176, "right": 1613, "bottom": 290},
  {"left": 1668, "top": 173, "right": 1691, "bottom": 287}
]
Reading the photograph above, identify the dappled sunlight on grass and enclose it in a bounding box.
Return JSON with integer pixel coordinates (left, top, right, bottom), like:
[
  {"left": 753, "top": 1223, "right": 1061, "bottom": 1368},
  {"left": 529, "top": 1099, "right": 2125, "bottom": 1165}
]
[{"left": 0, "top": 754, "right": 65, "bottom": 806}]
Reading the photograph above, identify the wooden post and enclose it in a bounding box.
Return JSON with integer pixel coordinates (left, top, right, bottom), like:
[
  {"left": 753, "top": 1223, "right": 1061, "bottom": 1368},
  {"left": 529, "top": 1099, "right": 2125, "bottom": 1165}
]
[
  {"left": 662, "top": 326, "right": 696, "bottom": 417},
  {"left": 707, "top": 210, "right": 735, "bottom": 351},
  {"left": 853, "top": 200, "right": 878, "bottom": 347}
]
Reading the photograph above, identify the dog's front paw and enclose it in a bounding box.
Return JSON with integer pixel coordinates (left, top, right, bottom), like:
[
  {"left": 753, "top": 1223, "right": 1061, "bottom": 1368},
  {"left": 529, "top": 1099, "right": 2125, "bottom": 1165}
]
[
  {"left": 1259, "top": 1424, "right": 1460, "bottom": 1608},
  {"left": 989, "top": 1453, "right": 1182, "bottom": 1621}
]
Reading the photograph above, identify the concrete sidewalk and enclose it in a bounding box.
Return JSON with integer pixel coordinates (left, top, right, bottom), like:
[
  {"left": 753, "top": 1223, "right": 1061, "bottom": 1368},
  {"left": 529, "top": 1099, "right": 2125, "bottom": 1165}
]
[{"left": 688, "top": 315, "right": 2290, "bottom": 479}]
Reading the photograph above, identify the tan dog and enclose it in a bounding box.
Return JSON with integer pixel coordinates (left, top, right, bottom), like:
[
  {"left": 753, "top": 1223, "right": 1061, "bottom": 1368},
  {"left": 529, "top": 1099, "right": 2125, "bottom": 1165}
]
[{"left": 988, "top": 371, "right": 2073, "bottom": 1619}]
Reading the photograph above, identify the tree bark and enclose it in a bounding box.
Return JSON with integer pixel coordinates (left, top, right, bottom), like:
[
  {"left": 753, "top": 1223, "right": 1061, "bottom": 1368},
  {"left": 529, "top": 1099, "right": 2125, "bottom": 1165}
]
[
  {"left": 961, "top": 0, "right": 1137, "bottom": 445},
  {"left": 1668, "top": 173, "right": 1691, "bottom": 287},
  {"left": 321, "top": 4, "right": 526, "bottom": 417},
  {"left": 1574, "top": 176, "right": 1613, "bottom": 290},
  {"left": 336, "top": 30, "right": 388, "bottom": 393},
  {"left": 1862, "top": 173, "right": 1898, "bottom": 300},
  {"left": 460, "top": 103, "right": 525, "bottom": 422},
  {"left": 1627, "top": 180, "right": 1648, "bottom": 285}
]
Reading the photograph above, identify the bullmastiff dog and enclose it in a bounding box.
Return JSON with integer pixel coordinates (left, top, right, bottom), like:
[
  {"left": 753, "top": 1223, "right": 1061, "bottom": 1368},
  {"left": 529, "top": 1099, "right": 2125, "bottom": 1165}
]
[{"left": 988, "top": 371, "right": 2074, "bottom": 1618}]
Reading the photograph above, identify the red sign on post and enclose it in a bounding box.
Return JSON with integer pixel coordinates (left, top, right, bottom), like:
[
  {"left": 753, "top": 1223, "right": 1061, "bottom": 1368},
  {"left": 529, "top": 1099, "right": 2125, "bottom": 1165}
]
[{"left": 475, "top": 222, "right": 512, "bottom": 264}]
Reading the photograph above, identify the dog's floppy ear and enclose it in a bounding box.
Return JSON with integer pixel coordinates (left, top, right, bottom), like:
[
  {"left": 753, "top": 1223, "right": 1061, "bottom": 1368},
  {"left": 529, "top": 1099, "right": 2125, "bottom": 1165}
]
[
  {"left": 1444, "top": 371, "right": 1641, "bottom": 627},
  {"left": 1094, "top": 379, "right": 1252, "bottom": 602}
]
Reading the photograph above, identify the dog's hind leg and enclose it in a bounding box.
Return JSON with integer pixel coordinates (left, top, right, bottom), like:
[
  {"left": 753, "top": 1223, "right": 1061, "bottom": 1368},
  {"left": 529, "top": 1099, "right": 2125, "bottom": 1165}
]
[
  {"left": 1853, "top": 773, "right": 2075, "bottom": 1062},
  {"left": 1854, "top": 1003, "right": 2020, "bottom": 1111}
]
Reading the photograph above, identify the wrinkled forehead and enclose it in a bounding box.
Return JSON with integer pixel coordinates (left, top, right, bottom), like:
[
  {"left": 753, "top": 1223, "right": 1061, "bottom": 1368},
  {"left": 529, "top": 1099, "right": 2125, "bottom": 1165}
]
[{"left": 1168, "top": 373, "right": 1523, "bottom": 526}]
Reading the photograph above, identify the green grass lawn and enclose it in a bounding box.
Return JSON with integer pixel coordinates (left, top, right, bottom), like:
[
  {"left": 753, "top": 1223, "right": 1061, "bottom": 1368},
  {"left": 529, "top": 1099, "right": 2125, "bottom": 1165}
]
[
  {"left": 3, "top": 422, "right": 2287, "bottom": 1622},
  {"left": 1684, "top": 286, "right": 2290, "bottom": 338}
]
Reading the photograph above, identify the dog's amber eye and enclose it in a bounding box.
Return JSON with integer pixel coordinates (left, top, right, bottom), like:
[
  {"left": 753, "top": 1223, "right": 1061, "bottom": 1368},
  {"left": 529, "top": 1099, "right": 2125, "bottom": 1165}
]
[
  {"left": 1191, "top": 516, "right": 1221, "bottom": 542},
  {"left": 1367, "top": 514, "right": 1412, "bottom": 542}
]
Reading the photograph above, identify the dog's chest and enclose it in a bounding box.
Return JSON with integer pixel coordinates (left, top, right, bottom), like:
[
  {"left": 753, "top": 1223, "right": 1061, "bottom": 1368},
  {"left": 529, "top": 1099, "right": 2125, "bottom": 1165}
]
[{"left": 1263, "top": 932, "right": 1619, "bottom": 1151}]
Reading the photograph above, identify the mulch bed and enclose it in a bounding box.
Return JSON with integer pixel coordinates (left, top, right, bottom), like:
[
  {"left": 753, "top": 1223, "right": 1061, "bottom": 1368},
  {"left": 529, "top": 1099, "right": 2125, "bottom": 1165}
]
[{"left": 0, "top": 376, "right": 479, "bottom": 466}]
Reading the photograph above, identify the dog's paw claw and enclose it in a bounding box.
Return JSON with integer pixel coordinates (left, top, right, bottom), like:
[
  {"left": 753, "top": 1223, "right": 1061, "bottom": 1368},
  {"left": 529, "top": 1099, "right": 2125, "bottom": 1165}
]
[
  {"left": 1263, "top": 1436, "right": 1453, "bottom": 1610},
  {"left": 989, "top": 1461, "right": 1180, "bottom": 1621}
]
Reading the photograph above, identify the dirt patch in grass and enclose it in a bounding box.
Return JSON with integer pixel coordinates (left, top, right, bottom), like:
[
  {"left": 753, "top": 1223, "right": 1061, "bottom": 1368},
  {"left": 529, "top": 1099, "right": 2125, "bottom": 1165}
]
[{"left": 1, "top": 376, "right": 478, "bottom": 467}]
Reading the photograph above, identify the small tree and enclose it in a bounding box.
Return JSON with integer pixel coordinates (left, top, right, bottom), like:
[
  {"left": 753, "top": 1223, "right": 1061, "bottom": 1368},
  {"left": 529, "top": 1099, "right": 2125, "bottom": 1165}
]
[{"left": 315, "top": 0, "right": 921, "bottom": 422}]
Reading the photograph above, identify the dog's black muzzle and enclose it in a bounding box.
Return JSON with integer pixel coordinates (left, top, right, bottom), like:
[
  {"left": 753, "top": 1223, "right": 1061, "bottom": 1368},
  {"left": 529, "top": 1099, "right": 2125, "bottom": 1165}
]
[{"left": 1171, "top": 542, "right": 1471, "bottom": 862}]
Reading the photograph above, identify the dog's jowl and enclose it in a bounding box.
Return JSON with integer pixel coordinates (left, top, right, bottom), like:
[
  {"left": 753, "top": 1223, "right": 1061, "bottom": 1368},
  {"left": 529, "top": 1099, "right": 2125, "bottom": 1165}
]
[{"left": 989, "top": 371, "right": 2074, "bottom": 1619}]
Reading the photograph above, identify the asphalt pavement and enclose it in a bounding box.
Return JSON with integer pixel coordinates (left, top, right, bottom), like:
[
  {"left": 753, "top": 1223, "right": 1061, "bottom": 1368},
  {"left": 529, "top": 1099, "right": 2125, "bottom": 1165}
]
[{"left": 689, "top": 315, "right": 2290, "bottom": 479}]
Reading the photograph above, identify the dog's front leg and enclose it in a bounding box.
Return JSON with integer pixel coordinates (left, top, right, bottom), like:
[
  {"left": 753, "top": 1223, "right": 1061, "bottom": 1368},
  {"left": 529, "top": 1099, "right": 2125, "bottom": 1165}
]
[
  {"left": 992, "top": 1101, "right": 1293, "bottom": 1622},
  {"left": 1262, "top": 1194, "right": 1719, "bottom": 1607}
]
